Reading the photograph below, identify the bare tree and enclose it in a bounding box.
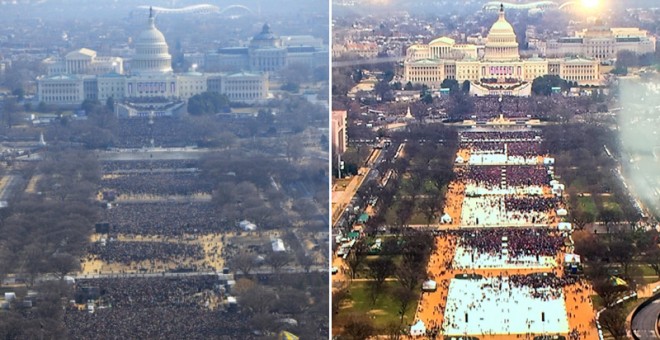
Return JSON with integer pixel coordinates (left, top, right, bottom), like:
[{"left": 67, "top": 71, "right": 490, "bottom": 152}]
[
  {"left": 393, "top": 286, "right": 417, "bottom": 325},
  {"left": 231, "top": 250, "right": 258, "bottom": 277},
  {"left": 599, "top": 306, "right": 627, "bottom": 339}
]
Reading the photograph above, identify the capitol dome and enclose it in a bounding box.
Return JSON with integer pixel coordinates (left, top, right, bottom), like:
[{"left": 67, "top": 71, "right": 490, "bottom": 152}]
[
  {"left": 250, "top": 23, "right": 282, "bottom": 49},
  {"left": 131, "top": 8, "right": 173, "bottom": 75},
  {"left": 484, "top": 4, "right": 520, "bottom": 61}
]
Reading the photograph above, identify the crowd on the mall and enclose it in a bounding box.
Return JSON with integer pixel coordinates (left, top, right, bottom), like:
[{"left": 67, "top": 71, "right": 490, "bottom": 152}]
[
  {"left": 102, "top": 160, "right": 200, "bottom": 172},
  {"left": 456, "top": 96, "right": 589, "bottom": 120},
  {"left": 101, "top": 172, "right": 211, "bottom": 196},
  {"left": 113, "top": 118, "right": 208, "bottom": 148},
  {"left": 63, "top": 277, "right": 255, "bottom": 340},
  {"left": 509, "top": 273, "right": 578, "bottom": 300},
  {"left": 460, "top": 229, "right": 564, "bottom": 258},
  {"left": 87, "top": 240, "right": 205, "bottom": 265},
  {"left": 101, "top": 202, "right": 223, "bottom": 236}
]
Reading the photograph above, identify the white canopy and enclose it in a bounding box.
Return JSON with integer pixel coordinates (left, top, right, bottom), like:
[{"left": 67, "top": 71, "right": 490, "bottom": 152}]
[
  {"left": 556, "top": 208, "right": 568, "bottom": 216},
  {"left": 410, "top": 320, "right": 426, "bottom": 336},
  {"left": 422, "top": 280, "right": 437, "bottom": 291},
  {"left": 239, "top": 220, "right": 257, "bottom": 231},
  {"left": 271, "top": 239, "right": 286, "bottom": 252},
  {"left": 441, "top": 213, "right": 452, "bottom": 223},
  {"left": 558, "top": 222, "right": 572, "bottom": 231},
  {"left": 544, "top": 157, "right": 555, "bottom": 165},
  {"left": 564, "top": 253, "right": 581, "bottom": 263}
]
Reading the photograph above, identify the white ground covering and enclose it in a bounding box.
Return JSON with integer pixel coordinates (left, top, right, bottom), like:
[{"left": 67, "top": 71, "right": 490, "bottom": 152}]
[
  {"left": 442, "top": 277, "right": 569, "bottom": 335},
  {"left": 460, "top": 196, "right": 550, "bottom": 227},
  {"left": 468, "top": 154, "right": 538, "bottom": 165},
  {"left": 452, "top": 244, "right": 556, "bottom": 269}
]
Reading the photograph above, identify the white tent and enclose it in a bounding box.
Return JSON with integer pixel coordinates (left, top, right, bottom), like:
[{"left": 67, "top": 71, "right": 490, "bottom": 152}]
[
  {"left": 422, "top": 280, "right": 437, "bottom": 292},
  {"left": 410, "top": 320, "right": 426, "bottom": 336},
  {"left": 550, "top": 180, "right": 559, "bottom": 186},
  {"left": 564, "top": 253, "right": 581, "bottom": 264},
  {"left": 544, "top": 157, "right": 555, "bottom": 165},
  {"left": 441, "top": 213, "right": 452, "bottom": 224},
  {"left": 271, "top": 239, "right": 286, "bottom": 252},
  {"left": 455, "top": 156, "right": 464, "bottom": 163},
  {"left": 558, "top": 222, "right": 572, "bottom": 231},
  {"left": 556, "top": 208, "right": 568, "bottom": 216},
  {"left": 239, "top": 220, "right": 257, "bottom": 231}
]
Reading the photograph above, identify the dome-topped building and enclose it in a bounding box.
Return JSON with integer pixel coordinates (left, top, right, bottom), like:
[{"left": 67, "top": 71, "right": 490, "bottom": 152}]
[
  {"left": 484, "top": 4, "right": 520, "bottom": 61},
  {"left": 250, "top": 24, "right": 282, "bottom": 49},
  {"left": 403, "top": 4, "right": 601, "bottom": 96},
  {"left": 131, "top": 7, "right": 173, "bottom": 75}
]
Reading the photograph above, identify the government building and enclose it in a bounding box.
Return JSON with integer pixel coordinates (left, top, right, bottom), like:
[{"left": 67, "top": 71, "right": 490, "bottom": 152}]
[
  {"left": 403, "top": 5, "right": 601, "bottom": 96},
  {"left": 204, "top": 23, "right": 328, "bottom": 72},
  {"left": 546, "top": 25, "right": 656, "bottom": 60},
  {"left": 37, "top": 9, "right": 268, "bottom": 114}
]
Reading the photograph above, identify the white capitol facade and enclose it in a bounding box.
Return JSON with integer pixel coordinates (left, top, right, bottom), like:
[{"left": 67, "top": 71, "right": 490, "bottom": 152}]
[
  {"left": 37, "top": 10, "right": 268, "bottom": 109},
  {"left": 404, "top": 5, "right": 601, "bottom": 96}
]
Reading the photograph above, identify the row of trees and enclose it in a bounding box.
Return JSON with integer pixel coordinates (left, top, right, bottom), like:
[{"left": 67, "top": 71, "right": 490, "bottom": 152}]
[
  {"left": 334, "top": 230, "right": 436, "bottom": 338},
  {"left": 0, "top": 147, "right": 101, "bottom": 339}
]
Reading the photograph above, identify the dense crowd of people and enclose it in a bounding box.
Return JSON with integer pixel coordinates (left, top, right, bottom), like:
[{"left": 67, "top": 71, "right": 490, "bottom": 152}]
[
  {"left": 102, "top": 160, "right": 200, "bottom": 172},
  {"left": 460, "top": 229, "right": 564, "bottom": 258},
  {"left": 505, "top": 196, "right": 558, "bottom": 213},
  {"left": 101, "top": 172, "right": 211, "bottom": 196},
  {"left": 465, "top": 166, "right": 501, "bottom": 188},
  {"left": 509, "top": 273, "right": 578, "bottom": 300},
  {"left": 113, "top": 118, "right": 208, "bottom": 148},
  {"left": 460, "top": 130, "right": 541, "bottom": 143},
  {"left": 506, "top": 166, "right": 549, "bottom": 187},
  {"left": 87, "top": 241, "right": 205, "bottom": 264},
  {"left": 64, "top": 277, "right": 255, "bottom": 339},
  {"left": 102, "top": 202, "right": 223, "bottom": 236},
  {"left": 454, "top": 96, "right": 589, "bottom": 120}
]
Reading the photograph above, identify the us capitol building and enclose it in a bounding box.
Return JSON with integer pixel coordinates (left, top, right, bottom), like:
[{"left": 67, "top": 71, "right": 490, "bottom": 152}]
[
  {"left": 37, "top": 9, "right": 268, "bottom": 116},
  {"left": 404, "top": 5, "right": 601, "bottom": 96}
]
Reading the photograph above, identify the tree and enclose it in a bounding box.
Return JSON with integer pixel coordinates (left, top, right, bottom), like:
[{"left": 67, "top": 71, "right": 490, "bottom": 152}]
[
  {"left": 609, "top": 234, "right": 636, "bottom": 276},
  {"left": 395, "top": 261, "right": 424, "bottom": 292},
  {"left": 599, "top": 208, "right": 622, "bottom": 231},
  {"left": 592, "top": 278, "right": 626, "bottom": 307},
  {"left": 461, "top": 80, "right": 471, "bottom": 94},
  {"left": 643, "top": 246, "right": 660, "bottom": 278},
  {"left": 615, "top": 50, "right": 638, "bottom": 70},
  {"left": 440, "top": 78, "right": 459, "bottom": 93},
  {"left": 384, "top": 322, "right": 403, "bottom": 340},
  {"left": 420, "top": 189, "right": 441, "bottom": 226},
  {"left": 238, "top": 285, "right": 276, "bottom": 314},
  {"left": 265, "top": 251, "right": 291, "bottom": 274},
  {"left": 393, "top": 286, "right": 416, "bottom": 324},
  {"left": 573, "top": 230, "right": 606, "bottom": 262},
  {"left": 341, "top": 313, "right": 375, "bottom": 340},
  {"left": 105, "top": 96, "right": 114, "bottom": 112},
  {"left": 345, "top": 243, "right": 368, "bottom": 280},
  {"left": 599, "top": 306, "right": 627, "bottom": 339},
  {"left": 231, "top": 250, "right": 258, "bottom": 276},
  {"left": 332, "top": 288, "right": 349, "bottom": 315},
  {"left": 571, "top": 209, "right": 595, "bottom": 230},
  {"left": 366, "top": 257, "right": 395, "bottom": 300},
  {"left": 187, "top": 92, "right": 230, "bottom": 115},
  {"left": 531, "top": 75, "right": 568, "bottom": 96},
  {"left": 48, "top": 253, "right": 80, "bottom": 280}
]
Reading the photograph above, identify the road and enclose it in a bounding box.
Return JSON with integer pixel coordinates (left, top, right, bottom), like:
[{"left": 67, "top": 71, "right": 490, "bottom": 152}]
[
  {"left": 632, "top": 299, "right": 660, "bottom": 340},
  {"left": 332, "top": 148, "right": 382, "bottom": 227}
]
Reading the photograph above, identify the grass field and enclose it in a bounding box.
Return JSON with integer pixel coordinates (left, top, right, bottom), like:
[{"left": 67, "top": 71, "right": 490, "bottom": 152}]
[
  {"left": 577, "top": 196, "right": 598, "bottom": 215},
  {"left": 342, "top": 281, "right": 419, "bottom": 329}
]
